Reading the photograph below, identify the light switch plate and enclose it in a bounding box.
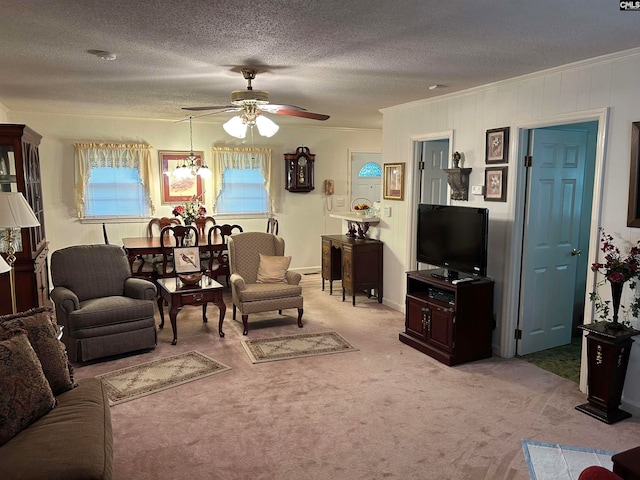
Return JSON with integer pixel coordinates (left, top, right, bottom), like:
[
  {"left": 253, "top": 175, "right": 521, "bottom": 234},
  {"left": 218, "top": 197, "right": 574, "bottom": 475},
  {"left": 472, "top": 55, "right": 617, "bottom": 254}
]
[
  {"left": 384, "top": 206, "right": 392, "bottom": 217},
  {"left": 471, "top": 185, "right": 485, "bottom": 195}
]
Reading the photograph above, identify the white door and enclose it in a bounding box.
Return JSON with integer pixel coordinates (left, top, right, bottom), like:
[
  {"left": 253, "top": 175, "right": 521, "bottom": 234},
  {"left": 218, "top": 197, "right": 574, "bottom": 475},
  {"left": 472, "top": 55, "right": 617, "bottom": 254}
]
[
  {"left": 420, "top": 140, "right": 449, "bottom": 205},
  {"left": 351, "top": 152, "right": 381, "bottom": 206},
  {"left": 518, "top": 128, "right": 589, "bottom": 355}
]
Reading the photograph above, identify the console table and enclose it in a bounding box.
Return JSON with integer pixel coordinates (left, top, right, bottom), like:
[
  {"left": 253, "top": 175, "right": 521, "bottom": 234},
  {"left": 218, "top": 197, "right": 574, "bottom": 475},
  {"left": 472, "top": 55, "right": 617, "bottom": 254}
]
[{"left": 321, "top": 235, "right": 383, "bottom": 306}]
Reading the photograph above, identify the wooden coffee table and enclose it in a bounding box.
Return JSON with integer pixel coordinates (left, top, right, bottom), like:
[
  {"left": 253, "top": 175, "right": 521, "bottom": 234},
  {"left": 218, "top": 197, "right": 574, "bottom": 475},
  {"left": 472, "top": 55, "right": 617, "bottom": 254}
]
[{"left": 156, "top": 276, "right": 226, "bottom": 345}]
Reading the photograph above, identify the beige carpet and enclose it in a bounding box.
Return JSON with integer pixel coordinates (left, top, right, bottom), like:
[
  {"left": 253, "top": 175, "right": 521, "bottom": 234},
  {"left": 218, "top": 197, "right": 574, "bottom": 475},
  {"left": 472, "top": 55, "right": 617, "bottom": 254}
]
[
  {"left": 73, "top": 274, "right": 640, "bottom": 480},
  {"left": 241, "top": 331, "right": 358, "bottom": 363},
  {"left": 96, "top": 351, "right": 231, "bottom": 406}
]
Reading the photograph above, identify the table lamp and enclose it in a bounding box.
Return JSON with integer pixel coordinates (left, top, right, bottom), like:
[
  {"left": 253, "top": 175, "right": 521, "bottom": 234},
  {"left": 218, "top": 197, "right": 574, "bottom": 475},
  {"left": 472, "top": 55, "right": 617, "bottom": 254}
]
[{"left": 0, "top": 192, "right": 40, "bottom": 313}]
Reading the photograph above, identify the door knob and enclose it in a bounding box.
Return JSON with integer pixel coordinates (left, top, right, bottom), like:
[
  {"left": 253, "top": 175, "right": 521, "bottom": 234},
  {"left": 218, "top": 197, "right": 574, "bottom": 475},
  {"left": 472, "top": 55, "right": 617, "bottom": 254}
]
[{"left": 571, "top": 249, "right": 582, "bottom": 256}]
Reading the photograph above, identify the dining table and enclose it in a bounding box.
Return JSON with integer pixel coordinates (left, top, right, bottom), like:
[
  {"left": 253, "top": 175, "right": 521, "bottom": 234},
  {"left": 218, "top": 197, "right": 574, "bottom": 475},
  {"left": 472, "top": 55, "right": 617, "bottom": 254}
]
[{"left": 122, "top": 233, "right": 225, "bottom": 276}]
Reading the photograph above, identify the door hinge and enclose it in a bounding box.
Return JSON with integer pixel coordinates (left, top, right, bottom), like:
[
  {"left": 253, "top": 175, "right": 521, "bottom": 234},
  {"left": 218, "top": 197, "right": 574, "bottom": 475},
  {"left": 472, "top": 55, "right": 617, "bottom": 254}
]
[
  {"left": 418, "top": 161, "right": 425, "bottom": 170},
  {"left": 524, "top": 155, "right": 532, "bottom": 168},
  {"left": 514, "top": 328, "right": 522, "bottom": 340}
]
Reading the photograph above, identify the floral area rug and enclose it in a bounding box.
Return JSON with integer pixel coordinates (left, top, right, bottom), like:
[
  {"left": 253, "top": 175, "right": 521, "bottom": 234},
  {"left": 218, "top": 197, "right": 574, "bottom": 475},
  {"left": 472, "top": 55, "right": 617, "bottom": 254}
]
[
  {"left": 97, "top": 351, "right": 231, "bottom": 406},
  {"left": 241, "top": 331, "right": 358, "bottom": 364}
]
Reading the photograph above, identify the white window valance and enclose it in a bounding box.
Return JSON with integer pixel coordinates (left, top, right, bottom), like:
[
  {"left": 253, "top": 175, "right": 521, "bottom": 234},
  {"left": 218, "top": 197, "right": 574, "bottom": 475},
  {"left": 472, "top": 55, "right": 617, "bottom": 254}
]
[
  {"left": 211, "top": 146, "right": 273, "bottom": 212},
  {"left": 74, "top": 143, "right": 155, "bottom": 217}
]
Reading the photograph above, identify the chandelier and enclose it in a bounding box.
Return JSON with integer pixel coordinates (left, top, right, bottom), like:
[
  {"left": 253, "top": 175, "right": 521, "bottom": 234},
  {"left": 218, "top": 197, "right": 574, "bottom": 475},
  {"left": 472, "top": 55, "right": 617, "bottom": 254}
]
[
  {"left": 223, "top": 103, "right": 279, "bottom": 139},
  {"left": 174, "top": 116, "right": 212, "bottom": 178}
]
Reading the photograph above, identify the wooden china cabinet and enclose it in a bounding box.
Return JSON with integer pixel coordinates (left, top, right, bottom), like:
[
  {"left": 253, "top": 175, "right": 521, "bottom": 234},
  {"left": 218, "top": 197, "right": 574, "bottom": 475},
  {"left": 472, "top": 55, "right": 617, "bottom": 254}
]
[{"left": 0, "top": 124, "right": 51, "bottom": 315}]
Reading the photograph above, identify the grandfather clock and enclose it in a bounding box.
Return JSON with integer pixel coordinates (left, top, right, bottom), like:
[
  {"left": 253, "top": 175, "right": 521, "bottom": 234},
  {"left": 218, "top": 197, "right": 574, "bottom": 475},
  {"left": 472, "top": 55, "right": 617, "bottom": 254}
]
[{"left": 285, "top": 146, "right": 315, "bottom": 193}]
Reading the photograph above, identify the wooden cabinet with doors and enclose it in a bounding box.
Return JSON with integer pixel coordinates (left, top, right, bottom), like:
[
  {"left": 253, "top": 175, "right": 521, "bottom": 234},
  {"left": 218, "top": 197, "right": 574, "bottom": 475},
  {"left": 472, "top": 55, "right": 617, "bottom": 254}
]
[
  {"left": 0, "top": 124, "right": 51, "bottom": 315},
  {"left": 400, "top": 270, "right": 494, "bottom": 366}
]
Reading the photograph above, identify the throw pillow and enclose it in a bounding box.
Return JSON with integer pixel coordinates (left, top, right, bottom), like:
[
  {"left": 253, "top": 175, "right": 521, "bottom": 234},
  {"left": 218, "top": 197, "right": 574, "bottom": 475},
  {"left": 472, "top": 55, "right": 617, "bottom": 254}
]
[
  {"left": 0, "top": 307, "right": 75, "bottom": 395},
  {"left": 0, "top": 329, "right": 56, "bottom": 447},
  {"left": 256, "top": 254, "right": 292, "bottom": 284}
]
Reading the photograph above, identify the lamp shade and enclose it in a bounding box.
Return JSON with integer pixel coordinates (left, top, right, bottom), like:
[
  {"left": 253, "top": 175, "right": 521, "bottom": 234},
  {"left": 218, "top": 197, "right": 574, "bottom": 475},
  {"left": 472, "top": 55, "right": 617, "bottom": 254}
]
[
  {"left": 223, "top": 116, "right": 248, "bottom": 139},
  {"left": 0, "top": 255, "right": 10, "bottom": 274},
  {"left": 0, "top": 192, "right": 40, "bottom": 228},
  {"left": 255, "top": 115, "right": 279, "bottom": 137}
]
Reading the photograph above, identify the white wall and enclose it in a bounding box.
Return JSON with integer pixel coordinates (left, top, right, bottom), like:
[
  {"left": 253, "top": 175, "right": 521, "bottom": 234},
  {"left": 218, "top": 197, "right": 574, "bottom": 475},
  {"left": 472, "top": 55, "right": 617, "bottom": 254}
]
[
  {"left": 4, "top": 112, "right": 381, "bottom": 272},
  {"left": 379, "top": 46, "right": 640, "bottom": 414}
]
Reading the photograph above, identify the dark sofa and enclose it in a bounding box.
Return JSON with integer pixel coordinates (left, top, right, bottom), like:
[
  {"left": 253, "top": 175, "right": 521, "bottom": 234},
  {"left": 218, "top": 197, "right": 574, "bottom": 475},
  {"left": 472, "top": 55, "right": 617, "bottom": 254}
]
[
  {"left": 0, "top": 377, "right": 113, "bottom": 480},
  {"left": 0, "top": 307, "right": 113, "bottom": 479}
]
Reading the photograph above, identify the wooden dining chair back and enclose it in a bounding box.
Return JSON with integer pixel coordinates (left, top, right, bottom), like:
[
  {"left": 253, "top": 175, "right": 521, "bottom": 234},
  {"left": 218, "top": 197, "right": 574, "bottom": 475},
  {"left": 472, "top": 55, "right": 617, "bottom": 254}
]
[
  {"left": 206, "top": 224, "right": 243, "bottom": 286},
  {"left": 266, "top": 217, "right": 279, "bottom": 235},
  {"left": 158, "top": 225, "right": 199, "bottom": 277},
  {"left": 148, "top": 217, "right": 181, "bottom": 237},
  {"left": 130, "top": 217, "right": 182, "bottom": 278},
  {"left": 195, "top": 216, "right": 216, "bottom": 238}
]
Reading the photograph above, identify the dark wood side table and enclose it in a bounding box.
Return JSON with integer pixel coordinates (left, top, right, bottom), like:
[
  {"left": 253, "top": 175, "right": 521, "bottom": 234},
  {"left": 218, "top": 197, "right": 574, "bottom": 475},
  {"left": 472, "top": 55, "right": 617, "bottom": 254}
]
[
  {"left": 576, "top": 321, "right": 640, "bottom": 424},
  {"left": 156, "top": 276, "right": 226, "bottom": 345},
  {"left": 321, "top": 235, "right": 383, "bottom": 306},
  {"left": 613, "top": 446, "right": 640, "bottom": 480}
]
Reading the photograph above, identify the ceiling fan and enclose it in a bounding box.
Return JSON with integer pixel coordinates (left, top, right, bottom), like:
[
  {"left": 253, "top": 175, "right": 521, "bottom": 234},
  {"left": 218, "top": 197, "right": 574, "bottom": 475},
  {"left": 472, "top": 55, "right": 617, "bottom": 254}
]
[{"left": 182, "top": 68, "right": 330, "bottom": 138}]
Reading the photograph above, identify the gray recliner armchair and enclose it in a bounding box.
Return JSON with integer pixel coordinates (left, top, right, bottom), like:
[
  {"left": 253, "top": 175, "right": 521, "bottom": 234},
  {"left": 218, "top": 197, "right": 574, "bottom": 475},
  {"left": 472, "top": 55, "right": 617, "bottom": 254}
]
[{"left": 50, "top": 244, "right": 157, "bottom": 362}]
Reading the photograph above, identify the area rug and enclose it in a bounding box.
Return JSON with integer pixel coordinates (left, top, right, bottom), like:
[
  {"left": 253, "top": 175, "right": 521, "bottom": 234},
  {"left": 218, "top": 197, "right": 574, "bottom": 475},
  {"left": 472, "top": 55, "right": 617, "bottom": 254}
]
[
  {"left": 97, "top": 351, "right": 231, "bottom": 406},
  {"left": 522, "top": 439, "right": 617, "bottom": 480},
  {"left": 241, "top": 331, "right": 358, "bottom": 363}
]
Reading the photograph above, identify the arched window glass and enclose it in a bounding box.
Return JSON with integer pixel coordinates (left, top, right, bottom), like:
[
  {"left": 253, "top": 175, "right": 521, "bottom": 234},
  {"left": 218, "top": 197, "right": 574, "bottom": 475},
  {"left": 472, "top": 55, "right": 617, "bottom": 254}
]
[{"left": 358, "top": 162, "right": 381, "bottom": 177}]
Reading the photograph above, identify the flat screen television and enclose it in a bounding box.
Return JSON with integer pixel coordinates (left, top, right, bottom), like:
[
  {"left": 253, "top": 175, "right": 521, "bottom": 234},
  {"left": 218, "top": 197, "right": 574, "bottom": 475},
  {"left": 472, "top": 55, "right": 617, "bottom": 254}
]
[{"left": 417, "top": 204, "right": 489, "bottom": 279}]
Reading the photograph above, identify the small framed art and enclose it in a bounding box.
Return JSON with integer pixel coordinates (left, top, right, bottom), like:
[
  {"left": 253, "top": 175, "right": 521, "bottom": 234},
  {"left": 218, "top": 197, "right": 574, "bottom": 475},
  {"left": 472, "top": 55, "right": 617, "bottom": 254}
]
[
  {"left": 159, "top": 150, "right": 204, "bottom": 204},
  {"left": 485, "top": 127, "right": 509, "bottom": 164},
  {"left": 173, "top": 246, "right": 201, "bottom": 273},
  {"left": 383, "top": 163, "right": 405, "bottom": 200},
  {"left": 484, "top": 167, "right": 507, "bottom": 202}
]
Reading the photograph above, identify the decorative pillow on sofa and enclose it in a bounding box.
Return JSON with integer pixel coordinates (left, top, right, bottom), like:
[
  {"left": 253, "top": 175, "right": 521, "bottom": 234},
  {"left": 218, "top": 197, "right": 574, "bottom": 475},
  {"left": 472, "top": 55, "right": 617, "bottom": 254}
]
[
  {"left": 0, "top": 307, "right": 75, "bottom": 395},
  {"left": 0, "top": 329, "right": 56, "bottom": 447},
  {"left": 256, "top": 254, "right": 292, "bottom": 284}
]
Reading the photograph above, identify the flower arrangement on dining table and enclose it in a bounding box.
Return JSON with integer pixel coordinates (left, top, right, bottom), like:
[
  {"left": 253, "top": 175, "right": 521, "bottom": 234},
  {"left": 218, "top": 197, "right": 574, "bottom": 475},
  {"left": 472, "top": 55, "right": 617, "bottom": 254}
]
[
  {"left": 589, "top": 228, "right": 640, "bottom": 328},
  {"left": 171, "top": 194, "right": 206, "bottom": 226}
]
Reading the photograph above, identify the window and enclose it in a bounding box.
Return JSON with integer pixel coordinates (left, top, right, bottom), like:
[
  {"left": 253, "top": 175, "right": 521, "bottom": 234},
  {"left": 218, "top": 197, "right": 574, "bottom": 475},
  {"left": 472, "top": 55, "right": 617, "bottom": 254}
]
[
  {"left": 211, "top": 147, "right": 273, "bottom": 215},
  {"left": 217, "top": 169, "right": 268, "bottom": 214},
  {"left": 74, "top": 143, "right": 154, "bottom": 219},
  {"left": 359, "top": 162, "right": 382, "bottom": 177},
  {"left": 85, "top": 167, "right": 151, "bottom": 217}
]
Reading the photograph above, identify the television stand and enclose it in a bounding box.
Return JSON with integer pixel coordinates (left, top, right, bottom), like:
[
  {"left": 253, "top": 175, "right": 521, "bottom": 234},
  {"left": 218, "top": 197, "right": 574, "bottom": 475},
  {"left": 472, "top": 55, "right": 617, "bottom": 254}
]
[{"left": 399, "top": 269, "right": 494, "bottom": 366}]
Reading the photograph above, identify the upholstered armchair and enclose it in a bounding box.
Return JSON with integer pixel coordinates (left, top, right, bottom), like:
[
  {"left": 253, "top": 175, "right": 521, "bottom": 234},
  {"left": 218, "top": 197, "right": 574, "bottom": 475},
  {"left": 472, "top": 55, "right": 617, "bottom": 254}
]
[
  {"left": 227, "top": 232, "right": 303, "bottom": 335},
  {"left": 50, "top": 244, "right": 157, "bottom": 362}
]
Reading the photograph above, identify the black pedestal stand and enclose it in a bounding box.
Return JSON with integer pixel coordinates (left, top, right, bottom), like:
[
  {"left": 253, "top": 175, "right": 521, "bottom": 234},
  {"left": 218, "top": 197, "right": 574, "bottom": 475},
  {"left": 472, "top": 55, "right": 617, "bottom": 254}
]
[{"left": 576, "top": 321, "right": 639, "bottom": 424}]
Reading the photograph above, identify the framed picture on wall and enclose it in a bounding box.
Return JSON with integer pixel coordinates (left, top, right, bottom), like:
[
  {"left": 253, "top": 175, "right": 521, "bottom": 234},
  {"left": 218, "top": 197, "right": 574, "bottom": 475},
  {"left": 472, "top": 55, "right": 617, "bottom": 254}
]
[
  {"left": 159, "top": 150, "right": 204, "bottom": 204},
  {"left": 383, "top": 163, "right": 405, "bottom": 200},
  {"left": 484, "top": 167, "right": 507, "bottom": 202},
  {"left": 485, "top": 127, "right": 509, "bottom": 164}
]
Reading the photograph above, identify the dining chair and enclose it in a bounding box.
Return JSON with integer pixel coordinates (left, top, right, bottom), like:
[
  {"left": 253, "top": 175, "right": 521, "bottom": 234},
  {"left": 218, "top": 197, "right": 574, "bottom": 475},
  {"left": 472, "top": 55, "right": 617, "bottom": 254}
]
[
  {"left": 195, "top": 216, "right": 216, "bottom": 238},
  {"left": 158, "top": 225, "right": 199, "bottom": 277},
  {"left": 266, "top": 216, "right": 279, "bottom": 235},
  {"left": 131, "top": 217, "right": 182, "bottom": 277},
  {"left": 206, "top": 224, "right": 243, "bottom": 286}
]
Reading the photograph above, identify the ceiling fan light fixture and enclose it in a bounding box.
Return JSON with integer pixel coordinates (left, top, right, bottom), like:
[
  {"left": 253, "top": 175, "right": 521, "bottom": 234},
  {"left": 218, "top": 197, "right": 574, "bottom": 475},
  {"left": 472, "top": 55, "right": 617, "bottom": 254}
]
[
  {"left": 223, "top": 115, "right": 248, "bottom": 139},
  {"left": 255, "top": 115, "right": 279, "bottom": 137}
]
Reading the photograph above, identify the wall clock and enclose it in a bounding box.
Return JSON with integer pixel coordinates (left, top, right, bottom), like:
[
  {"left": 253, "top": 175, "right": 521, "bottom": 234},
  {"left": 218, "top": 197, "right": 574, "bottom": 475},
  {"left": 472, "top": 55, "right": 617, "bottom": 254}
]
[{"left": 285, "top": 146, "right": 315, "bottom": 192}]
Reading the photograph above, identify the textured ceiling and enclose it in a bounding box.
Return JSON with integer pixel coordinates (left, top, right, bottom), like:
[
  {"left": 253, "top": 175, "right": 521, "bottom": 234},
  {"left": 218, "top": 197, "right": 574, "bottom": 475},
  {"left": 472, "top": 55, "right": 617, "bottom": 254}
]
[{"left": 1, "top": 0, "right": 640, "bottom": 129}]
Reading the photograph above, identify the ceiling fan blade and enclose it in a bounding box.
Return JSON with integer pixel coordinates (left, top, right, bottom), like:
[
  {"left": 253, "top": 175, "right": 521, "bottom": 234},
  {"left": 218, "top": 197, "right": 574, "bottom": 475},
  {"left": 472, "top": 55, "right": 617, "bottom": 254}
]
[
  {"left": 260, "top": 104, "right": 307, "bottom": 113},
  {"left": 272, "top": 109, "right": 330, "bottom": 121},
  {"left": 182, "top": 105, "right": 236, "bottom": 112}
]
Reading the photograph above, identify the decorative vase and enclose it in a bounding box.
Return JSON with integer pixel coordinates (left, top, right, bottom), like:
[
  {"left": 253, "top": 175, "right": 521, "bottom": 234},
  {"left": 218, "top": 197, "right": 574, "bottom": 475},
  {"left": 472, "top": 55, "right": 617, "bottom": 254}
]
[{"left": 609, "top": 281, "right": 625, "bottom": 330}]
